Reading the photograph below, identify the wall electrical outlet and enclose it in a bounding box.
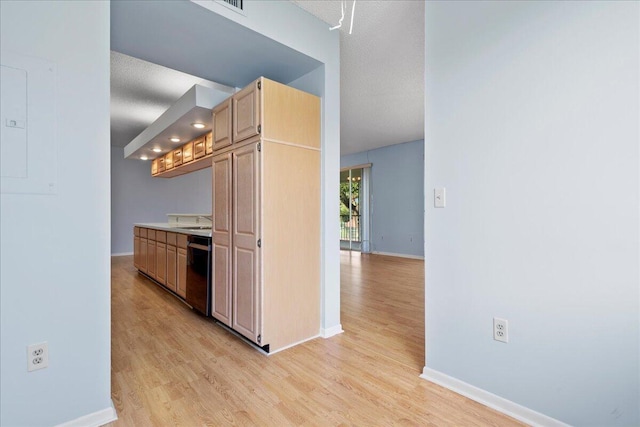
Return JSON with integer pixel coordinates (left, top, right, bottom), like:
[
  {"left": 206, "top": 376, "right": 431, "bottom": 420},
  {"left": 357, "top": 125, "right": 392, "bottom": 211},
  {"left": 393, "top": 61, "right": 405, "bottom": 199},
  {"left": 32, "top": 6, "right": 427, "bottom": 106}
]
[
  {"left": 27, "top": 342, "right": 49, "bottom": 372},
  {"left": 493, "top": 318, "right": 508, "bottom": 343}
]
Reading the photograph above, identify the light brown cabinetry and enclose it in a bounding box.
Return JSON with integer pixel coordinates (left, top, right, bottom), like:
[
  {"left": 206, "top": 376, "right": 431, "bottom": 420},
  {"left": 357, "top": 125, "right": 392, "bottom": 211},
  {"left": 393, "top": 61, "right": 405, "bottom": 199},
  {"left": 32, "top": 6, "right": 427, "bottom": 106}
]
[
  {"left": 133, "top": 227, "right": 141, "bottom": 269},
  {"left": 193, "top": 136, "right": 206, "bottom": 159},
  {"left": 212, "top": 99, "right": 232, "bottom": 151},
  {"left": 151, "top": 135, "right": 214, "bottom": 178},
  {"left": 182, "top": 141, "right": 194, "bottom": 164},
  {"left": 177, "top": 234, "right": 188, "bottom": 298},
  {"left": 205, "top": 132, "right": 213, "bottom": 155},
  {"left": 233, "top": 80, "right": 261, "bottom": 143},
  {"left": 133, "top": 227, "right": 190, "bottom": 300},
  {"left": 166, "top": 232, "right": 177, "bottom": 292},
  {"left": 155, "top": 231, "right": 167, "bottom": 285},
  {"left": 173, "top": 148, "right": 183, "bottom": 167},
  {"left": 147, "top": 229, "right": 156, "bottom": 278},
  {"left": 164, "top": 152, "right": 174, "bottom": 171},
  {"left": 211, "top": 78, "right": 320, "bottom": 352},
  {"left": 211, "top": 151, "right": 233, "bottom": 328}
]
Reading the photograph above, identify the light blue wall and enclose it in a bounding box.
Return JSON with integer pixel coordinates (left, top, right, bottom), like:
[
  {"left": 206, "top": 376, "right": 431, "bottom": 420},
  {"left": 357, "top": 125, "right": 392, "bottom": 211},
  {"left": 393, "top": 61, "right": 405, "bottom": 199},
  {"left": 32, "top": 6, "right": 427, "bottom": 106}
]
[
  {"left": 0, "top": 1, "right": 113, "bottom": 425},
  {"left": 424, "top": 2, "right": 639, "bottom": 425},
  {"left": 111, "top": 146, "right": 212, "bottom": 255},
  {"left": 342, "top": 140, "right": 424, "bottom": 257}
]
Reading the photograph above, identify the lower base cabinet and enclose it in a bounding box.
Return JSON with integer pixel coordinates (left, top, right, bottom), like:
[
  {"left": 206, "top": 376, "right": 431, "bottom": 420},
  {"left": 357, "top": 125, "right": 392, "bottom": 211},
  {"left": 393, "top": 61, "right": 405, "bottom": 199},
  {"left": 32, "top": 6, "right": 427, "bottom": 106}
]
[
  {"left": 133, "top": 228, "right": 188, "bottom": 299},
  {"left": 166, "top": 242, "right": 177, "bottom": 293},
  {"left": 176, "top": 235, "right": 187, "bottom": 298}
]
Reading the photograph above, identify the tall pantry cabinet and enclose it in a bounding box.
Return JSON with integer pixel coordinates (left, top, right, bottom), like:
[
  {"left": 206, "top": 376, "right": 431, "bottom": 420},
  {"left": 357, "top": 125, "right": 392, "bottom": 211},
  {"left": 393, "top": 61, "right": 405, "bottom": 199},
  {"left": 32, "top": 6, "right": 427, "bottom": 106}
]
[{"left": 211, "top": 77, "right": 320, "bottom": 353}]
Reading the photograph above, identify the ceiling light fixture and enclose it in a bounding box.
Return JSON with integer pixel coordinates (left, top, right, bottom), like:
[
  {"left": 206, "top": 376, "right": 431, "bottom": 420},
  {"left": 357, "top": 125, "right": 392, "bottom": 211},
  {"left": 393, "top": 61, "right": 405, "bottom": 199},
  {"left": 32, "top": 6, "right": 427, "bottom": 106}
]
[
  {"left": 152, "top": 148, "right": 162, "bottom": 153},
  {"left": 170, "top": 137, "right": 180, "bottom": 143},
  {"left": 192, "top": 123, "right": 205, "bottom": 129},
  {"left": 140, "top": 156, "right": 148, "bottom": 161}
]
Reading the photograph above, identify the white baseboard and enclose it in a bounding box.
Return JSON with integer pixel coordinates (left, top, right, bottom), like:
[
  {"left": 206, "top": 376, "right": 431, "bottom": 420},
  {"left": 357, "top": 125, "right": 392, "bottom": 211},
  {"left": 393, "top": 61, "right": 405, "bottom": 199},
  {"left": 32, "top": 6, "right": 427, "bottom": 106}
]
[
  {"left": 372, "top": 251, "right": 424, "bottom": 260},
  {"left": 55, "top": 401, "right": 118, "bottom": 427},
  {"left": 320, "top": 324, "right": 344, "bottom": 338},
  {"left": 268, "top": 334, "right": 321, "bottom": 355},
  {"left": 420, "top": 367, "right": 568, "bottom": 427},
  {"left": 111, "top": 252, "right": 133, "bottom": 257}
]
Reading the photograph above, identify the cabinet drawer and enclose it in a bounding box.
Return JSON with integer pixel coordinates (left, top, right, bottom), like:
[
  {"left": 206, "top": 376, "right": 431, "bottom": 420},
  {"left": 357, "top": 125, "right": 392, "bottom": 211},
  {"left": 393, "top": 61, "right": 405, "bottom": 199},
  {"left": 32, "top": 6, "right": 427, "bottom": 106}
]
[
  {"left": 193, "top": 136, "right": 206, "bottom": 159},
  {"left": 166, "top": 232, "right": 177, "bottom": 246},
  {"left": 148, "top": 229, "right": 156, "bottom": 241},
  {"left": 134, "top": 226, "right": 140, "bottom": 237},
  {"left": 182, "top": 141, "right": 194, "bottom": 163},
  {"left": 157, "top": 157, "right": 166, "bottom": 173},
  {"left": 173, "top": 148, "right": 183, "bottom": 167},
  {"left": 140, "top": 228, "right": 148, "bottom": 238},
  {"left": 156, "top": 231, "right": 167, "bottom": 243},
  {"left": 164, "top": 152, "right": 174, "bottom": 170},
  {"left": 177, "top": 234, "right": 188, "bottom": 249}
]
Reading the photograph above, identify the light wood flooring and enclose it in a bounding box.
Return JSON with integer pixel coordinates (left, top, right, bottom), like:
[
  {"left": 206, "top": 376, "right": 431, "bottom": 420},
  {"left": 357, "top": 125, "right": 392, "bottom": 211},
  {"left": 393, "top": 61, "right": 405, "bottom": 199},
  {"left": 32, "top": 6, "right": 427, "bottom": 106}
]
[{"left": 109, "top": 252, "right": 523, "bottom": 426}]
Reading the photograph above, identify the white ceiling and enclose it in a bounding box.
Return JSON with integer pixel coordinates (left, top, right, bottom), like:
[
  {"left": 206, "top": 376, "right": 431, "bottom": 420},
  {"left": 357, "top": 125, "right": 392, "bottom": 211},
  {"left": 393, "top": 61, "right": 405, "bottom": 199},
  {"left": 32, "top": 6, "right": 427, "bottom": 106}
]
[
  {"left": 111, "top": 52, "right": 223, "bottom": 148},
  {"left": 293, "top": 0, "right": 425, "bottom": 155},
  {"left": 110, "top": 0, "right": 424, "bottom": 155}
]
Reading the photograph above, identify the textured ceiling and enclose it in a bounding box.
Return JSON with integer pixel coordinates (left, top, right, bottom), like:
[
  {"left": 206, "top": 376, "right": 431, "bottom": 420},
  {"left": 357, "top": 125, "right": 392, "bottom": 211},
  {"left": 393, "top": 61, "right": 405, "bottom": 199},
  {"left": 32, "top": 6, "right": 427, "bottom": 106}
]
[
  {"left": 110, "top": 0, "right": 321, "bottom": 149},
  {"left": 111, "top": 52, "right": 224, "bottom": 148},
  {"left": 110, "top": 1, "right": 424, "bottom": 155},
  {"left": 292, "top": 0, "right": 425, "bottom": 155}
]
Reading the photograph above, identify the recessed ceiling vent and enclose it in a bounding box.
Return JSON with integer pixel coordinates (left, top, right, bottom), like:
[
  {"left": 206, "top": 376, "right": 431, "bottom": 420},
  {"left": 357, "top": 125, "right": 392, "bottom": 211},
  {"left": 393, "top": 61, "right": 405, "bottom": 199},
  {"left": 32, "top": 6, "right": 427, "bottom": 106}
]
[{"left": 220, "top": 0, "right": 243, "bottom": 11}]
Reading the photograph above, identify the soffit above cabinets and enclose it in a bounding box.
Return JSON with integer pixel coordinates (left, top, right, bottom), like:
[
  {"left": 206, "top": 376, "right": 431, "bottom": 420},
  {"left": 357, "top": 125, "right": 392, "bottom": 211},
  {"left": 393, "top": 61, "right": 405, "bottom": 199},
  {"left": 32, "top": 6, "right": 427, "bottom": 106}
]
[{"left": 123, "top": 84, "right": 234, "bottom": 160}]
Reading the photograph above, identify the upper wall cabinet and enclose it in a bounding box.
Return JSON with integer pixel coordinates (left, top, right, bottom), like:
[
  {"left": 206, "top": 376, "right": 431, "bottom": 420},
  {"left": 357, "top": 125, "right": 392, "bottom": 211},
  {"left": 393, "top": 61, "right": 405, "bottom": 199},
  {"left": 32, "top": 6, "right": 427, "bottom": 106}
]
[
  {"left": 233, "top": 79, "right": 261, "bottom": 143},
  {"left": 151, "top": 133, "right": 213, "bottom": 178},
  {"left": 212, "top": 99, "right": 232, "bottom": 151},
  {"left": 212, "top": 77, "right": 321, "bottom": 153}
]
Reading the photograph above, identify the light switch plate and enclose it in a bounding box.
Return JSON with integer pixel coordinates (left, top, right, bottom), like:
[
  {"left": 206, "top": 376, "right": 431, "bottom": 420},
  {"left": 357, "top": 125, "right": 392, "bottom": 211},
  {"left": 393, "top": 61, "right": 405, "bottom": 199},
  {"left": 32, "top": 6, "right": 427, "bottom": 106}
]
[{"left": 434, "top": 188, "right": 446, "bottom": 208}]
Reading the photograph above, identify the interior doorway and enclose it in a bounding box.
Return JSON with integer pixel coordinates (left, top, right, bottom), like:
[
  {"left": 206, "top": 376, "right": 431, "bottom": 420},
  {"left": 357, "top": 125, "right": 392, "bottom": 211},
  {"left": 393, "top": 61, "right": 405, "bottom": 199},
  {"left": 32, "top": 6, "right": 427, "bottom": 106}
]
[{"left": 340, "top": 166, "right": 370, "bottom": 252}]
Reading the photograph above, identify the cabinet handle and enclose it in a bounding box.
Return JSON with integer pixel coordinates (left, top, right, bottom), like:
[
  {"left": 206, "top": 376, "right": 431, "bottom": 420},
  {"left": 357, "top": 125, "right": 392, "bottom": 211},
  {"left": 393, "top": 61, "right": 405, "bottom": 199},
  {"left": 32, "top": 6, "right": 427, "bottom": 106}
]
[{"left": 257, "top": 239, "right": 261, "bottom": 248}]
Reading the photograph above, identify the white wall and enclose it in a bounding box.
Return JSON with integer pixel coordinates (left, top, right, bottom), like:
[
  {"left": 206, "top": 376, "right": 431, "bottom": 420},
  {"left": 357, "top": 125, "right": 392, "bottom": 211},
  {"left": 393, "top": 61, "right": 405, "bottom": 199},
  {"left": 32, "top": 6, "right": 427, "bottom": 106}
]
[
  {"left": 0, "top": 1, "right": 113, "bottom": 426},
  {"left": 424, "top": 2, "right": 639, "bottom": 425},
  {"left": 111, "top": 147, "right": 212, "bottom": 255}
]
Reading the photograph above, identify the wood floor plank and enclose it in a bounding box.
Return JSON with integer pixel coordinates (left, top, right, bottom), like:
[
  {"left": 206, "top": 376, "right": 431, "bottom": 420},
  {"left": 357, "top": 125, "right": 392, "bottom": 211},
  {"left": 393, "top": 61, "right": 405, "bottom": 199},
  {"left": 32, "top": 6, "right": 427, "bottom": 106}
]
[{"left": 108, "top": 253, "right": 524, "bottom": 426}]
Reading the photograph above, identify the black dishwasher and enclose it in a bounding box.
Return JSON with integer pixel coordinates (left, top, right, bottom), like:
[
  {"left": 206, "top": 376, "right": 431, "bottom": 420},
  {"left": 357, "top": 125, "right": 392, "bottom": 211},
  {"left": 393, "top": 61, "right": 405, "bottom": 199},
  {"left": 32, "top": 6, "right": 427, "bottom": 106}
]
[{"left": 186, "top": 235, "right": 211, "bottom": 316}]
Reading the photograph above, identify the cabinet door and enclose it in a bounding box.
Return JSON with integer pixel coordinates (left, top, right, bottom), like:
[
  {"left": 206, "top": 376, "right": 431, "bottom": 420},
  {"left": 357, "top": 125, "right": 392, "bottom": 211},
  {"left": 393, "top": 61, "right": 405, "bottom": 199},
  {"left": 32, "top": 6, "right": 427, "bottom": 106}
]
[
  {"left": 140, "top": 237, "right": 148, "bottom": 273},
  {"left": 147, "top": 239, "right": 156, "bottom": 278},
  {"left": 151, "top": 160, "right": 159, "bottom": 176},
  {"left": 156, "top": 242, "right": 167, "bottom": 285},
  {"left": 211, "top": 152, "right": 233, "bottom": 326},
  {"left": 173, "top": 148, "right": 183, "bottom": 167},
  {"left": 164, "top": 152, "right": 174, "bottom": 170},
  {"left": 193, "top": 136, "right": 206, "bottom": 159},
  {"left": 133, "top": 236, "right": 140, "bottom": 269},
  {"left": 166, "top": 244, "right": 177, "bottom": 292},
  {"left": 157, "top": 157, "right": 166, "bottom": 173},
  {"left": 232, "top": 142, "right": 261, "bottom": 344},
  {"left": 233, "top": 80, "right": 261, "bottom": 143},
  {"left": 183, "top": 142, "right": 194, "bottom": 163},
  {"left": 205, "top": 132, "right": 213, "bottom": 154},
  {"left": 212, "top": 99, "right": 232, "bottom": 150},
  {"left": 177, "top": 247, "right": 187, "bottom": 298}
]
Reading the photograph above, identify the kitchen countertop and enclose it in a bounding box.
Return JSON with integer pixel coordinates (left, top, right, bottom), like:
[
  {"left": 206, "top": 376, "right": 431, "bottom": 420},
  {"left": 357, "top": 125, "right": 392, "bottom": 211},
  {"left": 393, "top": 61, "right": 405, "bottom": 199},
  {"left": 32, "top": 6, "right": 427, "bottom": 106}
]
[{"left": 135, "top": 222, "right": 211, "bottom": 238}]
